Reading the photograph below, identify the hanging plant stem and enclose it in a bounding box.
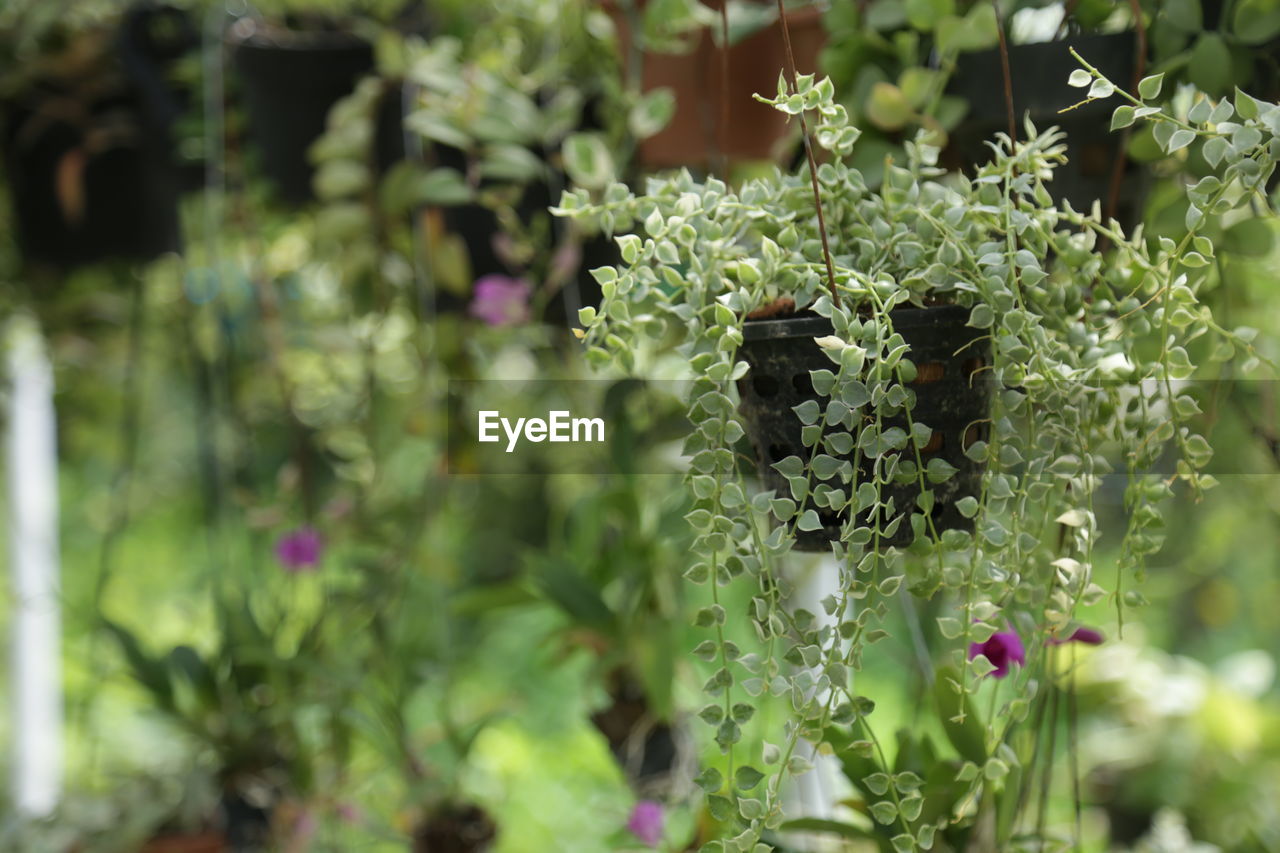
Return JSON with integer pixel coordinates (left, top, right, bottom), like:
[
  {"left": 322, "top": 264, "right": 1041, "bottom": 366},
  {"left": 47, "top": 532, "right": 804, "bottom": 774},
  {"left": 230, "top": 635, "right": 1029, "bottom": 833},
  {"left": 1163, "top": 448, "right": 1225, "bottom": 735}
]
[
  {"left": 774, "top": 0, "right": 839, "bottom": 309},
  {"left": 1102, "top": 0, "right": 1148, "bottom": 229},
  {"left": 718, "top": 1, "right": 730, "bottom": 184},
  {"left": 992, "top": 0, "right": 1016, "bottom": 143}
]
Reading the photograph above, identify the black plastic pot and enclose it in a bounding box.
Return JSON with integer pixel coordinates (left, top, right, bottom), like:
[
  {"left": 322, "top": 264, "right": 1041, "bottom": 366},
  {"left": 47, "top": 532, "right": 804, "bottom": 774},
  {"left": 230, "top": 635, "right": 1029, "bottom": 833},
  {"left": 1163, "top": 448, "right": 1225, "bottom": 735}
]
[
  {"left": 221, "top": 791, "right": 272, "bottom": 852},
  {"left": 0, "top": 5, "right": 193, "bottom": 270},
  {"left": 946, "top": 32, "right": 1146, "bottom": 230},
  {"left": 412, "top": 803, "right": 497, "bottom": 853},
  {"left": 373, "top": 78, "right": 408, "bottom": 175},
  {"left": 590, "top": 670, "right": 680, "bottom": 787},
  {"left": 230, "top": 25, "right": 375, "bottom": 204},
  {"left": 737, "top": 306, "right": 990, "bottom": 551},
  {"left": 427, "top": 142, "right": 613, "bottom": 327}
]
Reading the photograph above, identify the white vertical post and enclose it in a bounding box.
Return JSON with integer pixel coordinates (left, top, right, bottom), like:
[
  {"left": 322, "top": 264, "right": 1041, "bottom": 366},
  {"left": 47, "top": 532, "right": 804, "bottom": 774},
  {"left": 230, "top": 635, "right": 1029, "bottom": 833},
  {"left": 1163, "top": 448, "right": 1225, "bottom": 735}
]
[
  {"left": 779, "top": 554, "right": 851, "bottom": 852},
  {"left": 7, "top": 315, "right": 62, "bottom": 816}
]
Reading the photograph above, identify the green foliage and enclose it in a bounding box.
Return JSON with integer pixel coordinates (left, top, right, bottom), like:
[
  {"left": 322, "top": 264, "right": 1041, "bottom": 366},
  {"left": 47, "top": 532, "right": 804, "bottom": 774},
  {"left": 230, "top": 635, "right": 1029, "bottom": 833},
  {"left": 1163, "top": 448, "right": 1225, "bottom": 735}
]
[
  {"left": 1143, "top": 0, "right": 1280, "bottom": 98},
  {"left": 104, "top": 589, "right": 344, "bottom": 800},
  {"left": 554, "top": 62, "right": 1267, "bottom": 849}
]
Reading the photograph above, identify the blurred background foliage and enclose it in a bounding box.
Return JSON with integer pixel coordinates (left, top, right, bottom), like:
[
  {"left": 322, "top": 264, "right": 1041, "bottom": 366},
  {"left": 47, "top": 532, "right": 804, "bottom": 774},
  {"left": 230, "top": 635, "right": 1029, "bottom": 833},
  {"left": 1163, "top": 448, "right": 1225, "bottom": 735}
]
[{"left": 0, "top": 0, "right": 1279, "bottom": 851}]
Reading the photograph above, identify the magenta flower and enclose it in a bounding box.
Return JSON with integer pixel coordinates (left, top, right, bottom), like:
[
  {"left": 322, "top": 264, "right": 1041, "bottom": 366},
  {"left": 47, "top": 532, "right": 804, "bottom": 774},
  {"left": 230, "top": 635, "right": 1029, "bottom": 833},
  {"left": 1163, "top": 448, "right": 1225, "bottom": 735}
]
[
  {"left": 626, "top": 800, "right": 664, "bottom": 847},
  {"left": 1048, "top": 626, "right": 1105, "bottom": 646},
  {"left": 468, "top": 274, "right": 531, "bottom": 327},
  {"left": 969, "top": 629, "right": 1025, "bottom": 679},
  {"left": 275, "top": 526, "right": 323, "bottom": 572}
]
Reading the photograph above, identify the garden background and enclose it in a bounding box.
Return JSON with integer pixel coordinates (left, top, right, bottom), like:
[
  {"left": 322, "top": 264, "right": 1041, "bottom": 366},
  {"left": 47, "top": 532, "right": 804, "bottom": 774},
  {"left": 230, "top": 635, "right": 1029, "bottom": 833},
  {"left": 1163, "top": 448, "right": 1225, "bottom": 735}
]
[{"left": 1, "top": 0, "right": 1279, "bottom": 851}]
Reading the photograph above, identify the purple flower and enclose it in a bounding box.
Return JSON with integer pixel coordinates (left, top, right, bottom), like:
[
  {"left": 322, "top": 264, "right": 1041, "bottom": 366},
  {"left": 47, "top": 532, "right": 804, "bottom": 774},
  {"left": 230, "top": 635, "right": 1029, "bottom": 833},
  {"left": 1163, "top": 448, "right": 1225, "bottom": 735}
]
[
  {"left": 275, "top": 527, "right": 323, "bottom": 573},
  {"left": 968, "top": 629, "right": 1025, "bottom": 679},
  {"left": 626, "top": 800, "right": 664, "bottom": 847},
  {"left": 468, "top": 275, "right": 531, "bottom": 327},
  {"left": 1048, "top": 626, "right": 1105, "bottom": 646}
]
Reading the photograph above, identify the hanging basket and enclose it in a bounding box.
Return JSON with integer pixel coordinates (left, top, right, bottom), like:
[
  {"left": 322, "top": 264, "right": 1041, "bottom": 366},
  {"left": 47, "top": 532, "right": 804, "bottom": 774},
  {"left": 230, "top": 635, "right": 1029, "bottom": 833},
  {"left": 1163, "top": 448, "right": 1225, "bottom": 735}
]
[
  {"left": 0, "top": 6, "right": 193, "bottom": 271},
  {"left": 229, "top": 22, "right": 375, "bottom": 205},
  {"left": 737, "top": 305, "right": 991, "bottom": 551},
  {"left": 589, "top": 669, "right": 685, "bottom": 791},
  {"left": 945, "top": 31, "right": 1147, "bottom": 229}
]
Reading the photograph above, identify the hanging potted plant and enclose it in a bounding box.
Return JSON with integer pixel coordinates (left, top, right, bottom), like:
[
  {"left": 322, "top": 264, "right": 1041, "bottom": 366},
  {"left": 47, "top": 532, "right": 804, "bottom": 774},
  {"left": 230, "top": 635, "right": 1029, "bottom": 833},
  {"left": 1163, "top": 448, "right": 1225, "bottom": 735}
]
[
  {"left": 0, "top": 3, "right": 195, "bottom": 270},
  {"left": 227, "top": 0, "right": 414, "bottom": 205},
  {"left": 525, "top": 378, "right": 696, "bottom": 790},
  {"left": 605, "top": 0, "right": 827, "bottom": 169},
  {"left": 311, "top": 31, "right": 668, "bottom": 326},
  {"left": 554, "top": 22, "right": 1254, "bottom": 843},
  {"left": 346, "top": 545, "right": 508, "bottom": 853},
  {"left": 557, "top": 67, "right": 996, "bottom": 554},
  {"left": 104, "top": 580, "right": 357, "bottom": 852}
]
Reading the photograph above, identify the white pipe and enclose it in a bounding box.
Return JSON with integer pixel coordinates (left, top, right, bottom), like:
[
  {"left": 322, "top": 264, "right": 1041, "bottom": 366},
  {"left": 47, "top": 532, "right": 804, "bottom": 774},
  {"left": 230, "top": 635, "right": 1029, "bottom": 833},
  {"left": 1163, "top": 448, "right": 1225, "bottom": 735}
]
[
  {"left": 778, "top": 554, "right": 852, "bottom": 852},
  {"left": 6, "top": 316, "right": 62, "bottom": 816}
]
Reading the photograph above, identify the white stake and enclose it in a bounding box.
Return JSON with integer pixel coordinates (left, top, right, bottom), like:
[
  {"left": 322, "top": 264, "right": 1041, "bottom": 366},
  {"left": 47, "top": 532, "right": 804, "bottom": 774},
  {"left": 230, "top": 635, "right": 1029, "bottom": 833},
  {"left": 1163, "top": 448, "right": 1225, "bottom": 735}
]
[{"left": 6, "top": 315, "right": 62, "bottom": 817}]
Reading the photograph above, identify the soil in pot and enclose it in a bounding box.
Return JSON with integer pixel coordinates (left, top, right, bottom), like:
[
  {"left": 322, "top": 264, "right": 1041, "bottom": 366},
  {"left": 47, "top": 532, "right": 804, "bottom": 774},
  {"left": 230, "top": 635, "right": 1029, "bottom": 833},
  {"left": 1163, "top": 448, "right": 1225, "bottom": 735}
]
[
  {"left": 737, "top": 305, "right": 991, "bottom": 551},
  {"left": 590, "top": 668, "right": 680, "bottom": 786},
  {"left": 606, "top": 0, "right": 826, "bottom": 169},
  {"left": 944, "top": 31, "right": 1147, "bottom": 230},
  {"left": 412, "top": 803, "right": 497, "bottom": 853},
  {"left": 229, "top": 19, "right": 375, "bottom": 205}
]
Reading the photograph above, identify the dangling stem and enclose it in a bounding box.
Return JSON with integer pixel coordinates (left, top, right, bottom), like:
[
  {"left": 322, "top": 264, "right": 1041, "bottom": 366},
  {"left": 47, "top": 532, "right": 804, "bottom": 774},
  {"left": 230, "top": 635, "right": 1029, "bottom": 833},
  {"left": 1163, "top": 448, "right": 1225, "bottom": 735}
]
[
  {"left": 774, "top": 0, "right": 840, "bottom": 309},
  {"left": 1102, "top": 0, "right": 1147, "bottom": 229},
  {"left": 718, "top": 0, "right": 730, "bottom": 183},
  {"left": 992, "top": 0, "right": 1017, "bottom": 143},
  {"left": 1068, "top": 647, "right": 1083, "bottom": 851}
]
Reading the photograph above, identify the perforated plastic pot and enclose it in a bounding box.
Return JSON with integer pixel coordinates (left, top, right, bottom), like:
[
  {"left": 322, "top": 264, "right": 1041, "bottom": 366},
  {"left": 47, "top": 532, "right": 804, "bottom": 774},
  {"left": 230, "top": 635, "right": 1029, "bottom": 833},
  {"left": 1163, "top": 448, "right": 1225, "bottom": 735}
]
[{"left": 737, "top": 305, "right": 991, "bottom": 551}]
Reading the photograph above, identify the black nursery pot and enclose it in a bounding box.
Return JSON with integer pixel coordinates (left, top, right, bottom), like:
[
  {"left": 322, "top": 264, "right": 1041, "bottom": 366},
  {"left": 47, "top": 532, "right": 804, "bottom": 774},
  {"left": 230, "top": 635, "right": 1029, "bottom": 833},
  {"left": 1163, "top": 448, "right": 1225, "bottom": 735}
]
[
  {"left": 412, "top": 803, "right": 497, "bottom": 853},
  {"left": 231, "top": 26, "right": 375, "bottom": 205},
  {"left": 429, "top": 141, "right": 615, "bottom": 327},
  {"left": 589, "top": 669, "right": 680, "bottom": 786},
  {"left": 0, "top": 5, "right": 194, "bottom": 271},
  {"left": 946, "top": 32, "right": 1147, "bottom": 229},
  {"left": 221, "top": 791, "right": 272, "bottom": 852},
  {"left": 737, "top": 305, "right": 991, "bottom": 551}
]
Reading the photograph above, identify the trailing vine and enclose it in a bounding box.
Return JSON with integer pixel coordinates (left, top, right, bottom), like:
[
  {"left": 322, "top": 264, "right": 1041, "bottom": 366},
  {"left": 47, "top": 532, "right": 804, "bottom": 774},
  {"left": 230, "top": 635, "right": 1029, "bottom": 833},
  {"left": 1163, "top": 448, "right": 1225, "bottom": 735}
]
[{"left": 556, "top": 63, "right": 1272, "bottom": 851}]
